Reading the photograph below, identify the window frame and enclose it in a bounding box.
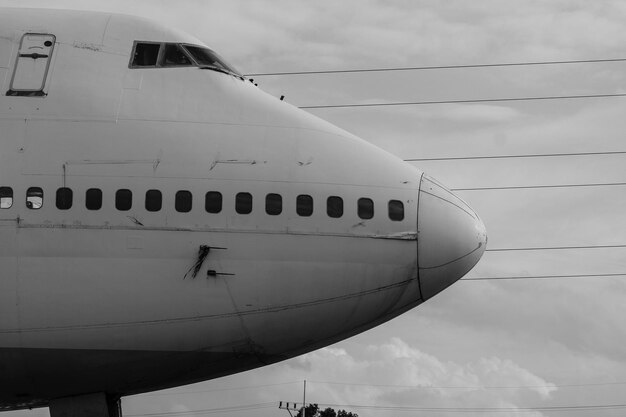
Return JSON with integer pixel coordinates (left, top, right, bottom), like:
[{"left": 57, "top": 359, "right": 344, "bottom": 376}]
[
  {"left": 358, "top": 198, "right": 374, "bottom": 220},
  {"left": 0, "top": 187, "right": 13, "bottom": 209},
  {"left": 175, "top": 190, "right": 193, "bottom": 213},
  {"left": 86, "top": 188, "right": 102, "bottom": 211},
  {"left": 129, "top": 41, "right": 162, "bottom": 68},
  {"left": 327, "top": 196, "right": 343, "bottom": 218},
  {"left": 129, "top": 41, "right": 242, "bottom": 77},
  {"left": 296, "top": 194, "right": 314, "bottom": 217},
  {"left": 145, "top": 189, "right": 162, "bottom": 212},
  {"left": 388, "top": 200, "right": 405, "bottom": 221},
  {"left": 235, "top": 192, "right": 253, "bottom": 215},
  {"left": 130, "top": 42, "right": 197, "bottom": 69},
  {"left": 115, "top": 189, "right": 133, "bottom": 211},
  {"left": 265, "top": 193, "right": 282, "bottom": 216},
  {"left": 181, "top": 44, "right": 242, "bottom": 76},
  {"left": 205, "top": 191, "right": 223, "bottom": 214},
  {"left": 26, "top": 187, "right": 43, "bottom": 210},
  {"left": 56, "top": 187, "right": 73, "bottom": 210},
  {"left": 160, "top": 43, "right": 194, "bottom": 68}
]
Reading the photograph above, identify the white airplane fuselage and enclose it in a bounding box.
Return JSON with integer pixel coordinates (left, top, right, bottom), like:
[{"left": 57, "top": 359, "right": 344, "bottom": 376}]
[{"left": 0, "top": 8, "right": 487, "bottom": 412}]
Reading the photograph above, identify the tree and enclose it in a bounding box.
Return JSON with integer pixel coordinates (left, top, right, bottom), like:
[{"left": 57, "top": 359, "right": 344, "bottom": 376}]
[
  {"left": 319, "top": 408, "right": 336, "bottom": 417},
  {"left": 296, "top": 404, "right": 357, "bottom": 417},
  {"left": 337, "top": 410, "right": 358, "bottom": 417},
  {"left": 296, "top": 403, "right": 319, "bottom": 417}
]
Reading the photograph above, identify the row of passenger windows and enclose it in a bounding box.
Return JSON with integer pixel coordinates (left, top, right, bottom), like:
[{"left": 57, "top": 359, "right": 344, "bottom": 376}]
[{"left": 0, "top": 187, "right": 405, "bottom": 221}]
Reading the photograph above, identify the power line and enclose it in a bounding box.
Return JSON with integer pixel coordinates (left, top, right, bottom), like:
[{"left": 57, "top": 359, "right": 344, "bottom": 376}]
[
  {"left": 135, "top": 377, "right": 626, "bottom": 399},
  {"left": 315, "top": 401, "right": 626, "bottom": 413},
  {"left": 133, "top": 377, "right": 626, "bottom": 401},
  {"left": 125, "top": 401, "right": 626, "bottom": 416},
  {"left": 245, "top": 57, "right": 626, "bottom": 77},
  {"left": 297, "top": 92, "right": 626, "bottom": 109},
  {"left": 486, "top": 244, "right": 626, "bottom": 252},
  {"left": 461, "top": 273, "right": 626, "bottom": 281},
  {"left": 309, "top": 379, "right": 626, "bottom": 390},
  {"left": 125, "top": 403, "right": 276, "bottom": 417},
  {"left": 404, "top": 150, "right": 626, "bottom": 162},
  {"left": 451, "top": 181, "right": 626, "bottom": 191},
  {"left": 139, "top": 381, "right": 301, "bottom": 397}
]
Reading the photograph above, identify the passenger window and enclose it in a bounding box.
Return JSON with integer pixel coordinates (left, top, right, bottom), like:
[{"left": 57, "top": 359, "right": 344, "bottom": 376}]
[
  {"left": 389, "top": 200, "right": 405, "bottom": 221},
  {"left": 0, "top": 187, "right": 13, "bottom": 209},
  {"left": 327, "top": 196, "right": 343, "bottom": 218},
  {"left": 205, "top": 191, "right": 222, "bottom": 213},
  {"left": 296, "top": 195, "right": 313, "bottom": 217},
  {"left": 56, "top": 187, "right": 73, "bottom": 210},
  {"left": 86, "top": 188, "right": 102, "bottom": 211},
  {"left": 26, "top": 187, "right": 43, "bottom": 209},
  {"left": 131, "top": 42, "right": 160, "bottom": 67},
  {"left": 162, "top": 44, "right": 192, "bottom": 67},
  {"left": 358, "top": 198, "right": 374, "bottom": 219},
  {"left": 116, "top": 189, "right": 132, "bottom": 211},
  {"left": 235, "top": 192, "right": 252, "bottom": 214},
  {"left": 175, "top": 190, "right": 192, "bottom": 213},
  {"left": 145, "top": 189, "right": 162, "bottom": 212},
  {"left": 265, "top": 193, "right": 282, "bottom": 215}
]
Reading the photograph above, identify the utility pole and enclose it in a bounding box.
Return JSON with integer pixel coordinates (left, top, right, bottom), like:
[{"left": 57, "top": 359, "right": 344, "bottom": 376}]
[
  {"left": 302, "top": 380, "right": 306, "bottom": 417},
  {"left": 277, "top": 380, "right": 308, "bottom": 417}
]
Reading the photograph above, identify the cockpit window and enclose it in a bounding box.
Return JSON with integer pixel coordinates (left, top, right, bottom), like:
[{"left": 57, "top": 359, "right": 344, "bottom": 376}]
[
  {"left": 182, "top": 45, "right": 241, "bottom": 76},
  {"left": 130, "top": 42, "right": 242, "bottom": 78},
  {"left": 162, "top": 44, "right": 193, "bottom": 67},
  {"left": 132, "top": 42, "right": 160, "bottom": 67}
]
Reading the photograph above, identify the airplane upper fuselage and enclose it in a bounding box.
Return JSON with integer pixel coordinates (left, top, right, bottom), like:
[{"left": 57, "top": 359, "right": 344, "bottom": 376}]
[{"left": 0, "top": 8, "right": 486, "bottom": 410}]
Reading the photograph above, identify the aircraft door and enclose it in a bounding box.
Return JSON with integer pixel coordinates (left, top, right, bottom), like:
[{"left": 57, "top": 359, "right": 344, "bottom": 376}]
[{"left": 7, "top": 33, "right": 56, "bottom": 96}]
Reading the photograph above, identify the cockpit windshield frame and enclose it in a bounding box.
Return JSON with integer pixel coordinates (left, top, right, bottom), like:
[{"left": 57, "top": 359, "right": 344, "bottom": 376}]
[
  {"left": 180, "top": 44, "right": 242, "bottom": 77},
  {"left": 161, "top": 43, "right": 194, "bottom": 67},
  {"left": 130, "top": 41, "right": 162, "bottom": 68},
  {"left": 129, "top": 41, "right": 242, "bottom": 78}
]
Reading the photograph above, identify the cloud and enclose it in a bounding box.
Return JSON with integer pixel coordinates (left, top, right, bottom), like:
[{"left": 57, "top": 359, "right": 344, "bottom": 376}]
[
  {"left": 420, "top": 105, "right": 523, "bottom": 123},
  {"left": 2, "top": 3, "right": 625, "bottom": 417},
  {"left": 284, "top": 338, "right": 556, "bottom": 417}
]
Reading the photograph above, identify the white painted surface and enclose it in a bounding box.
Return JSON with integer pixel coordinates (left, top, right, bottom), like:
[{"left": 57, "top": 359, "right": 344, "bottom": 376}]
[{"left": 0, "top": 7, "right": 485, "bottom": 407}]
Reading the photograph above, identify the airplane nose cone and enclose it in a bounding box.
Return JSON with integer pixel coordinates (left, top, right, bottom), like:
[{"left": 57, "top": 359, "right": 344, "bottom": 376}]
[{"left": 418, "top": 174, "right": 487, "bottom": 300}]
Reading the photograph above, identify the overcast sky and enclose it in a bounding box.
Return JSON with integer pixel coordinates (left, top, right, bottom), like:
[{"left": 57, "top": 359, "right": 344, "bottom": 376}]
[{"left": 2, "top": 1, "right": 626, "bottom": 416}]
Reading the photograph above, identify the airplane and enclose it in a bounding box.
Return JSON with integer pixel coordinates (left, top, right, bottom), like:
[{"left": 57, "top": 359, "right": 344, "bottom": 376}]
[{"left": 0, "top": 8, "right": 487, "bottom": 417}]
